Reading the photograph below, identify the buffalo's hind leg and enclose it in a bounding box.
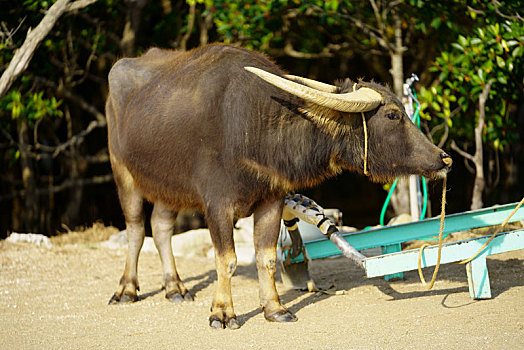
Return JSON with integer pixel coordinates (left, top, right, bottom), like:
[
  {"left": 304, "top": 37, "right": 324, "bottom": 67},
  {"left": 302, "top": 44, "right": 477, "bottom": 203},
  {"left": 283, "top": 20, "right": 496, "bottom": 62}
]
[
  {"left": 151, "top": 202, "right": 192, "bottom": 302},
  {"left": 254, "top": 199, "right": 297, "bottom": 322},
  {"left": 206, "top": 205, "right": 240, "bottom": 329},
  {"left": 109, "top": 161, "right": 144, "bottom": 304}
]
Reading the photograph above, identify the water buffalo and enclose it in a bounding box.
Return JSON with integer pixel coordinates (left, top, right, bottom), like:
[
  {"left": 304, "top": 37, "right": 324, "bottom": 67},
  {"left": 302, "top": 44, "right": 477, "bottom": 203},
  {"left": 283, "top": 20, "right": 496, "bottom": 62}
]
[{"left": 105, "top": 44, "right": 452, "bottom": 329}]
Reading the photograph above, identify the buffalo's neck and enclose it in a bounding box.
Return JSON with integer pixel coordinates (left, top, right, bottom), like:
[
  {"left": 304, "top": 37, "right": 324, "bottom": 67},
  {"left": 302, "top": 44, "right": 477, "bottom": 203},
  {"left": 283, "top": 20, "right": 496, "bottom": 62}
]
[{"left": 241, "top": 111, "right": 361, "bottom": 191}]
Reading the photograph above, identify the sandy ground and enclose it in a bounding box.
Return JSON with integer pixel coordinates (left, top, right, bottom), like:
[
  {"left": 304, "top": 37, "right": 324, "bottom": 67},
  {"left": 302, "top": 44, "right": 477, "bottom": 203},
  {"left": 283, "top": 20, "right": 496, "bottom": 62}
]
[{"left": 1, "top": 227, "right": 523, "bottom": 350}]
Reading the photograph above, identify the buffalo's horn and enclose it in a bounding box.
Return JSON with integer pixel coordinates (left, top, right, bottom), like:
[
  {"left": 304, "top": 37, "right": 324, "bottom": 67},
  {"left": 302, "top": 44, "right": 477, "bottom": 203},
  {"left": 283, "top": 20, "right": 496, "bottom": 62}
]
[
  {"left": 284, "top": 75, "right": 337, "bottom": 93},
  {"left": 245, "top": 66, "right": 383, "bottom": 112}
]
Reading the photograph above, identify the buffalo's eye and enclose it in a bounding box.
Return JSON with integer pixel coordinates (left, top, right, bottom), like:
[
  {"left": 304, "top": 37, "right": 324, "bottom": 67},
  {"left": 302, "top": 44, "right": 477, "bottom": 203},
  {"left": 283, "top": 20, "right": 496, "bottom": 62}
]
[{"left": 386, "top": 112, "right": 400, "bottom": 120}]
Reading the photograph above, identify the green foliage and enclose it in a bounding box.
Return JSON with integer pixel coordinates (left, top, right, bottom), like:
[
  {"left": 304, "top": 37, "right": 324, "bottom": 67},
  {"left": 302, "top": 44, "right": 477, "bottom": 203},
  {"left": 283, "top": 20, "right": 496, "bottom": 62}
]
[
  {"left": 209, "top": 1, "right": 371, "bottom": 52},
  {"left": 407, "top": 0, "right": 470, "bottom": 34},
  {"left": 420, "top": 20, "right": 523, "bottom": 150},
  {"left": 1, "top": 0, "right": 523, "bottom": 233},
  {"left": 1, "top": 90, "right": 62, "bottom": 122},
  {"left": 212, "top": 1, "right": 276, "bottom": 48}
]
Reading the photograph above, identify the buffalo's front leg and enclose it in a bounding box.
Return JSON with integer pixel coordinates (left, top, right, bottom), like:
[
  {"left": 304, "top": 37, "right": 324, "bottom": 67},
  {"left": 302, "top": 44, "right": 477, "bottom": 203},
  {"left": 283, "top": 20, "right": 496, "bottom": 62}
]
[
  {"left": 206, "top": 206, "right": 240, "bottom": 329},
  {"left": 151, "top": 202, "right": 192, "bottom": 302},
  {"left": 254, "top": 199, "right": 297, "bottom": 322}
]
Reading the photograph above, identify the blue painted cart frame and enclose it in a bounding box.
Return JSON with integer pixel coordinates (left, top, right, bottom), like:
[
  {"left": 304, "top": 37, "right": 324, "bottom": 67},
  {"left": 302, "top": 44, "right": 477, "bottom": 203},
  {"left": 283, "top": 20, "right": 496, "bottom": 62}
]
[
  {"left": 365, "top": 229, "right": 523, "bottom": 299},
  {"left": 293, "top": 202, "right": 524, "bottom": 299}
]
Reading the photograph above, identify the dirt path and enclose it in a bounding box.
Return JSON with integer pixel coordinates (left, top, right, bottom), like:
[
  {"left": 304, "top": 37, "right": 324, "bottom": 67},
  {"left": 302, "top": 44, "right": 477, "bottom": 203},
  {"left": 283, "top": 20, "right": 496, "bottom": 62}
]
[{"left": 1, "top": 231, "right": 523, "bottom": 349}]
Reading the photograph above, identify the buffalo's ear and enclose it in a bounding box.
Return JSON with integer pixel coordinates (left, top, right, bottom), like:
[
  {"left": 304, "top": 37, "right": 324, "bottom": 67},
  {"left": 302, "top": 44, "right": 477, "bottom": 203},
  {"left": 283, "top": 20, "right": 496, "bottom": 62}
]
[
  {"left": 269, "top": 97, "right": 347, "bottom": 136},
  {"left": 297, "top": 103, "right": 352, "bottom": 138},
  {"left": 334, "top": 78, "right": 356, "bottom": 93}
]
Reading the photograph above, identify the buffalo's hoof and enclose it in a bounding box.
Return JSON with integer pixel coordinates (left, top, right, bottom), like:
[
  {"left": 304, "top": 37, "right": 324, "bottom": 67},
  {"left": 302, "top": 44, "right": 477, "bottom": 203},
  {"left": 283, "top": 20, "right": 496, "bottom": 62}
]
[
  {"left": 108, "top": 293, "right": 137, "bottom": 305},
  {"left": 166, "top": 291, "right": 193, "bottom": 303},
  {"left": 209, "top": 318, "right": 223, "bottom": 329},
  {"left": 166, "top": 292, "right": 183, "bottom": 303},
  {"left": 209, "top": 316, "right": 241, "bottom": 330},
  {"left": 265, "top": 310, "right": 297, "bottom": 323}
]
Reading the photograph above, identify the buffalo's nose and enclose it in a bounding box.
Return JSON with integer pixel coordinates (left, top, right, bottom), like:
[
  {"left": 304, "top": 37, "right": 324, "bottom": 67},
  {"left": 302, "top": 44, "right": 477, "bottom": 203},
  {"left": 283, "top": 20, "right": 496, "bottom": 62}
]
[{"left": 441, "top": 152, "right": 452, "bottom": 167}]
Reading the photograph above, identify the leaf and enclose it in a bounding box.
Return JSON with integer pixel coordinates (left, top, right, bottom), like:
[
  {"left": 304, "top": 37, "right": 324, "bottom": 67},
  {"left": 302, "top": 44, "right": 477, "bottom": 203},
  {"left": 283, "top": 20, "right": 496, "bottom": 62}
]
[
  {"left": 483, "top": 59, "right": 493, "bottom": 73},
  {"left": 451, "top": 43, "right": 464, "bottom": 52},
  {"left": 439, "top": 70, "right": 449, "bottom": 82},
  {"left": 477, "top": 68, "right": 484, "bottom": 81},
  {"left": 470, "top": 38, "right": 482, "bottom": 45},
  {"left": 12, "top": 104, "right": 20, "bottom": 119},
  {"left": 430, "top": 17, "right": 441, "bottom": 29},
  {"left": 512, "top": 45, "right": 523, "bottom": 58},
  {"left": 328, "top": 0, "right": 338, "bottom": 11},
  {"left": 471, "top": 74, "right": 482, "bottom": 85},
  {"left": 496, "top": 55, "right": 505, "bottom": 68}
]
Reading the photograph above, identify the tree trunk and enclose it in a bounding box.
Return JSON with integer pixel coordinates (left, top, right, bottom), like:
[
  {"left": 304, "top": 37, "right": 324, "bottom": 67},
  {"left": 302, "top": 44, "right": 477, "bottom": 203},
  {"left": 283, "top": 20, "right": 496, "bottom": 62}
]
[
  {"left": 199, "top": 3, "right": 213, "bottom": 46},
  {"left": 120, "top": 0, "right": 148, "bottom": 56},
  {"left": 450, "top": 80, "right": 493, "bottom": 211},
  {"left": 470, "top": 159, "right": 485, "bottom": 210},
  {"left": 388, "top": 13, "right": 410, "bottom": 216},
  {"left": 61, "top": 106, "right": 84, "bottom": 227},
  {"left": 180, "top": 2, "right": 196, "bottom": 51},
  {"left": 389, "top": 178, "right": 410, "bottom": 217},
  {"left": 470, "top": 80, "right": 493, "bottom": 210},
  {"left": 389, "top": 13, "right": 404, "bottom": 97},
  {"left": 18, "top": 119, "right": 39, "bottom": 232}
]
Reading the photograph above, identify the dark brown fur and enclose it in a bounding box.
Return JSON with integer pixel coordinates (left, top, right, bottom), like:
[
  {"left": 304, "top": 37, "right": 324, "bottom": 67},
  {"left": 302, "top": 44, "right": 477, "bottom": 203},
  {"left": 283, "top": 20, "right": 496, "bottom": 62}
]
[{"left": 105, "top": 44, "right": 451, "bottom": 328}]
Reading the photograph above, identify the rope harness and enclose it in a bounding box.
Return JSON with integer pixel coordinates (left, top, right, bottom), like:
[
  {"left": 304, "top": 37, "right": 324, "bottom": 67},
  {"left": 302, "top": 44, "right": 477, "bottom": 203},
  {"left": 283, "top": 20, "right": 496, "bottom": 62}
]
[{"left": 353, "top": 83, "right": 369, "bottom": 176}]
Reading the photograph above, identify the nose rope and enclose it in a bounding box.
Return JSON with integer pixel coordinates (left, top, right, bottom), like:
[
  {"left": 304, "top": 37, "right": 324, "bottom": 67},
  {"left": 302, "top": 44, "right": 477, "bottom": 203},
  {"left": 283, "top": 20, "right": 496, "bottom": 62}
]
[
  {"left": 417, "top": 176, "right": 447, "bottom": 289},
  {"left": 353, "top": 83, "right": 369, "bottom": 176}
]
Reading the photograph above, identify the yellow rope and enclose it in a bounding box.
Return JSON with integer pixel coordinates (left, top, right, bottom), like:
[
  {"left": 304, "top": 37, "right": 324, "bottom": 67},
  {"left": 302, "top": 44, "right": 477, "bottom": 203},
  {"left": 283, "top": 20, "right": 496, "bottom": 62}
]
[
  {"left": 417, "top": 176, "right": 447, "bottom": 289},
  {"left": 458, "top": 196, "right": 524, "bottom": 265},
  {"left": 361, "top": 112, "right": 369, "bottom": 176},
  {"left": 418, "top": 180, "right": 524, "bottom": 289},
  {"left": 353, "top": 83, "right": 369, "bottom": 176}
]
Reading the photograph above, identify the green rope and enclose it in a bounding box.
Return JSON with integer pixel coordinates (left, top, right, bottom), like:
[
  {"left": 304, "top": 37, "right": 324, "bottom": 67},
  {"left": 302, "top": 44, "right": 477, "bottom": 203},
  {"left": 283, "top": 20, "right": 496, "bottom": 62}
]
[{"left": 380, "top": 178, "right": 398, "bottom": 226}]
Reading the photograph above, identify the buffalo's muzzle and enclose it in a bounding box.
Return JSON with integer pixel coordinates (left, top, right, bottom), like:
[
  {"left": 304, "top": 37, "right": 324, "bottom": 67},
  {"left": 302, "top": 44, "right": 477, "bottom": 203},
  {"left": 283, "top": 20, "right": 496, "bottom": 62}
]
[{"left": 441, "top": 152, "right": 453, "bottom": 169}]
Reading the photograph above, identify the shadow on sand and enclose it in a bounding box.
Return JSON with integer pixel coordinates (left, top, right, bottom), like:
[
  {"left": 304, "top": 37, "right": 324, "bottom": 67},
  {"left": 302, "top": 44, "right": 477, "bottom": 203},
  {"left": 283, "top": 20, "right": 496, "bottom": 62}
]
[{"left": 133, "top": 255, "right": 522, "bottom": 324}]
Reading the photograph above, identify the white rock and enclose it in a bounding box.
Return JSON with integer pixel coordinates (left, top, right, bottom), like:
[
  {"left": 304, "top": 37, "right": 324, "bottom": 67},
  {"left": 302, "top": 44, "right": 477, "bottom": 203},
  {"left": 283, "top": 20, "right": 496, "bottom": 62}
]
[
  {"left": 99, "top": 230, "right": 127, "bottom": 250},
  {"left": 387, "top": 213, "right": 413, "bottom": 226},
  {"left": 172, "top": 228, "right": 213, "bottom": 257},
  {"left": 6, "top": 233, "right": 52, "bottom": 248},
  {"left": 141, "top": 237, "right": 156, "bottom": 253},
  {"left": 206, "top": 242, "right": 256, "bottom": 265},
  {"left": 99, "top": 231, "right": 157, "bottom": 253},
  {"left": 99, "top": 215, "right": 260, "bottom": 265}
]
